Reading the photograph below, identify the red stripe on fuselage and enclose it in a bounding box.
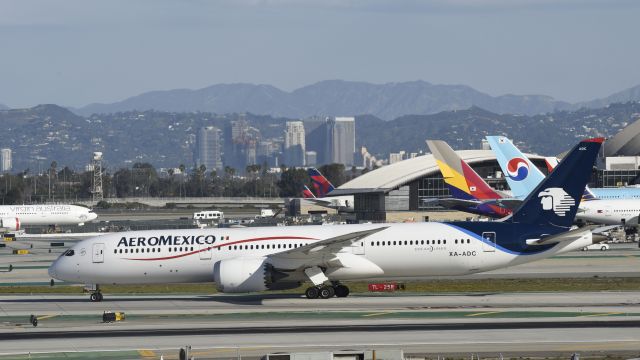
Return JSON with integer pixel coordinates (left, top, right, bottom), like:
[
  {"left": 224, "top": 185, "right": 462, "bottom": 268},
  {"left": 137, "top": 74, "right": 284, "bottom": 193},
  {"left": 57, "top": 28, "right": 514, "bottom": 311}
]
[{"left": 123, "top": 235, "right": 318, "bottom": 261}]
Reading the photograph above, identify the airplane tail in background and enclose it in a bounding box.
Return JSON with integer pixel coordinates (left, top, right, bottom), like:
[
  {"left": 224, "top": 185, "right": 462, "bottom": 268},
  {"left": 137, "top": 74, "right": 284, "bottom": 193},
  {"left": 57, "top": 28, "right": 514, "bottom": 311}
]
[
  {"left": 487, "top": 135, "right": 599, "bottom": 202},
  {"left": 511, "top": 138, "right": 603, "bottom": 228},
  {"left": 427, "top": 140, "right": 503, "bottom": 202},
  {"left": 308, "top": 168, "right": 335, "bottom": 198},
  {"left": 302, "top": 185, "right": 316, "bottom": 199},
  {"left": 486, "top": 136, "right": 546, "bottom": 200}
]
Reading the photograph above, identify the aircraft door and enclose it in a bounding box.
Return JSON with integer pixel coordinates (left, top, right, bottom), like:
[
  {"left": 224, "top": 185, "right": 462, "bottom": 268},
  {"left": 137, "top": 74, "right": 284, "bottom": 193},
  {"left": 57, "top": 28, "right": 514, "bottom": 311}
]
[
  {"left": 481, "top": 232, "right": 496, "bottom": 252},
  {"left": 605, "top": 206, "right": 612, "bottom": 217},
  {"left": 92, "top": 243, "right": 105, "bottom": 263},
  {"left": 199, "top": 243, "right": 212, "bottom": 260}
]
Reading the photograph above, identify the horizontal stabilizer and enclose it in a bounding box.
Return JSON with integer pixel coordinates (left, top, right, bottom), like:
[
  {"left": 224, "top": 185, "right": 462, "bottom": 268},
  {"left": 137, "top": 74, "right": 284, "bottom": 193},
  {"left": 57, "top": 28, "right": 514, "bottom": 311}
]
[{"left": 526, "top": 226, "right": 594, "bottom": 246}]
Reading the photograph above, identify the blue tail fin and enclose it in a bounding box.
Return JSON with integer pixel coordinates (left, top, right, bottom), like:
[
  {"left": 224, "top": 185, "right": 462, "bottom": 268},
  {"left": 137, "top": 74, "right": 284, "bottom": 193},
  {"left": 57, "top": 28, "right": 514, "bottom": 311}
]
[
  {"left": 511, "top": 138, "right": 603, "bottom": 228},
  {"left": 486, "top": 136, "right": 546, "bottom": 200}
]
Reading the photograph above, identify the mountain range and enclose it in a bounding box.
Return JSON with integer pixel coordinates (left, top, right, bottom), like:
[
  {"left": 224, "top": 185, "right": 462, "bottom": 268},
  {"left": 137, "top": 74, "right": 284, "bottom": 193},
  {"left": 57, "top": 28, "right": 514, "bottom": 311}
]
[
  {"left": 74, "top": 80, "right": 640, "bottom": 119},
  {"left": 2, "top": 102, "right": 639, "bottom": 171}
]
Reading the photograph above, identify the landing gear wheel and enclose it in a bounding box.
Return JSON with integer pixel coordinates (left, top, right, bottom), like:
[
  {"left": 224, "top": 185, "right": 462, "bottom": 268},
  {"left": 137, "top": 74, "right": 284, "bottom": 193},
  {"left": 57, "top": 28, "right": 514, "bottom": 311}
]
[
  {"left": 90, "top": 292, "right": 103, "bottom": 302},
  {"left": 319, "top": 286, "right": 335, "bottom": 299},
  {"left": 305, "top": 286, "right": 320, "bottom": 299},
  {"left": 334, "top": 284, "right": 350, "bottom": 298}
]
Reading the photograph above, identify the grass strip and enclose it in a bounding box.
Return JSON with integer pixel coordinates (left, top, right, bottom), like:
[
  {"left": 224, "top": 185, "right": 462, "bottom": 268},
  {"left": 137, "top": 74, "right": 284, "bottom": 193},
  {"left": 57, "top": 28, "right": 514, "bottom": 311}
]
[{"left": 0, "top": 277, "right": 638, "bottom": 295}]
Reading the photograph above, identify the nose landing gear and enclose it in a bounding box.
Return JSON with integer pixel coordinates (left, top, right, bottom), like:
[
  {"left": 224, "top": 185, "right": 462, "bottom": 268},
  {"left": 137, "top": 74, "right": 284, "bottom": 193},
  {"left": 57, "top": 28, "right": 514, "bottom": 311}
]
[{"left": 85, "top": 284, "right": 103, "bottom": 302}]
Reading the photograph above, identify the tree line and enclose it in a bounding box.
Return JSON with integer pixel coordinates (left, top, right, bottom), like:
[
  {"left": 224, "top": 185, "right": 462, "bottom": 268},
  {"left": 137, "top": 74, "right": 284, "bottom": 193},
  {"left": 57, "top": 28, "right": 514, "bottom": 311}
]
[{"left": 0, "top": 162, "right": 360, "bottom": 205}]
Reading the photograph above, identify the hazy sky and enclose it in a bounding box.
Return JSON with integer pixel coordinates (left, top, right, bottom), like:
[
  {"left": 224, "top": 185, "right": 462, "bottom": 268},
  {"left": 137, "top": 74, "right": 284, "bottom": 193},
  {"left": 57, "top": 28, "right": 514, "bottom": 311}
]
[{"left": 1, "top": 0, "right": 639, "bottom": 108}]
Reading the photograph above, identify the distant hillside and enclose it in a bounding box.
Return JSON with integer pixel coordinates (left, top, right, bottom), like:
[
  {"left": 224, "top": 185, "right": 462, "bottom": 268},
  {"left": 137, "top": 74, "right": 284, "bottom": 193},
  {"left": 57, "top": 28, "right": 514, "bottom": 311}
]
[
  {"left": 3, "top": 102, "right": 640, "bottom": 171},
  {"left": 0, "top": 103, "right": 8, "bottom": 110},
  {"left": 357, "top": 103, "right": 640, "bottom": 157},
  {"left": 76, "top": 80, "right": 572, "bottom": 119},
  {"left": 576, "top": 84, "right": 640, "bottom": 110}
]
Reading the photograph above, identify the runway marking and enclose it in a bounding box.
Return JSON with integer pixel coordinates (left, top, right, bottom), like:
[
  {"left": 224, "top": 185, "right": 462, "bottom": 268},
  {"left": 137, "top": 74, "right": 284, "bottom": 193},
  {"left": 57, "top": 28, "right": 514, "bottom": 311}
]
[
  {"left": 580, "top": 312, "right": 623, "bottom": 317},
  {"left": 138, "top": 349, "right": 156, "bottom": 357},
  {"left": 35, "top": 314, "right": 58, "bottom": 321},
  {"left": 362, "top": 312, "right": 394, "bottom": 317},
  {"left": 465, "top": 311, "right": 502, "bottom": 317}
]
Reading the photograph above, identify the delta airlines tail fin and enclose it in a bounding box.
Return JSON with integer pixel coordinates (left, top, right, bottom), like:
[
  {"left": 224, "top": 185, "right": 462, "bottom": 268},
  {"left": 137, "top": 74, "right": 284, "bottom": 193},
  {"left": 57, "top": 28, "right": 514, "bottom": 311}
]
[
  {"left": 302, "top": 185, "right": 316, "bottom": 199},
  {"left": 511, "top": 138, "right": 603, "bottom": 228},
  {"left": 427, "top": 140, "right": 503, "bottom": 202},
  {"left": 308, "top": 168, "right": 335, "bottom": 198},
  {"left": 486, "top": 136, "right": 546, "bottom": 200}
]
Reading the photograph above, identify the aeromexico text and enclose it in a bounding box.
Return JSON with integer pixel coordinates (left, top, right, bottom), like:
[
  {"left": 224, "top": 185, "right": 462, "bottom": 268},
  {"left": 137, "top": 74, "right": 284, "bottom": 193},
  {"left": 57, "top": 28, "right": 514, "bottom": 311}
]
[{"left": 117, "top": 235, "right": 216, "bottom": 247}]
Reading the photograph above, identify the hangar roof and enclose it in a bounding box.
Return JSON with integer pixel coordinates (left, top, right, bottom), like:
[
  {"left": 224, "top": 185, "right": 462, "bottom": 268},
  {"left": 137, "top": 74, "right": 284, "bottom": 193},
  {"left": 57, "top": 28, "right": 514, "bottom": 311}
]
[
  {"left": 603, "top": 118, "right": 640, "bottom": 157},
  {"left": 331, "top": 149, "right": 545, "bottom": 196}
]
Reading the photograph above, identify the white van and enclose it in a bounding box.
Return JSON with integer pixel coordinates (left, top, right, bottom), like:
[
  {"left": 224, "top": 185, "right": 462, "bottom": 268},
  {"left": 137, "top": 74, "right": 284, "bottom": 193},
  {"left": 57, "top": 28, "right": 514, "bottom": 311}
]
[{"left": 193, "top": 210, "right": 224, "bottom": 221}]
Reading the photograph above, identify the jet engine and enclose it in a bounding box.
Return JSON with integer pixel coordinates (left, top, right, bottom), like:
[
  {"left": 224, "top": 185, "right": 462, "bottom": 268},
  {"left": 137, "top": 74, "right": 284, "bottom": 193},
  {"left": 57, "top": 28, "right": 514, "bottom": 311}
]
[
  {"left": 0, "top": 217, "right": 20, "bottom": 231},
  {"left": 213, "top": 257, "right": 300, "bottom": 293}
]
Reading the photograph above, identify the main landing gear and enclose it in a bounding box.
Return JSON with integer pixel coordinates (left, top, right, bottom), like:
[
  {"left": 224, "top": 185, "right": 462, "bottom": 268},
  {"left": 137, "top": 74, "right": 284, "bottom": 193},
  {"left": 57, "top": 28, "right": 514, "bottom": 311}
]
[
  {"left": 86, "top": 284, "right": 103, "bottom": 302},
  {"left": 305, "top": 284, "right": 350, "bottom": 299},
  {"left": 303, "top": 266, "right": 349, "bottom": 299}
]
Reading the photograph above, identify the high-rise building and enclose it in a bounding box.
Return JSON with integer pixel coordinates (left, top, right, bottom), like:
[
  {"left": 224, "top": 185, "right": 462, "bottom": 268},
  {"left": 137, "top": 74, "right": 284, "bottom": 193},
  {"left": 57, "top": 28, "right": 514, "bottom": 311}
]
[
  {"left": 284, "top": 121, "right": 306, "bottom": 166},
  {"left": 1, "top": 148, "right": 11, "bottom": 172},
  {"left": 195, "top": 126, "right": 223, "bottom": 172},
  {"left": 305, "top": 151, "right": 317, "bottom": 167},
  {"left": 325, "top": 117, "right": 355, "bottom": 166}
]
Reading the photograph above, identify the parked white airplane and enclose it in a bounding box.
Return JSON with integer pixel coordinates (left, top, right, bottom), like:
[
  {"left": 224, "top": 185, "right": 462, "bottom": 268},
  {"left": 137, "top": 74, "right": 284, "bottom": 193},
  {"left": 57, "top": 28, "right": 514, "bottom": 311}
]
[
  {"left": 0, "top": 204, "right": 98, "bottom": 230},
  {"left": 575, "top": 200, "right": 640, "bottom": 225},
  {"left": 49, "top": 138, "right": 605, "bottom": 302}
]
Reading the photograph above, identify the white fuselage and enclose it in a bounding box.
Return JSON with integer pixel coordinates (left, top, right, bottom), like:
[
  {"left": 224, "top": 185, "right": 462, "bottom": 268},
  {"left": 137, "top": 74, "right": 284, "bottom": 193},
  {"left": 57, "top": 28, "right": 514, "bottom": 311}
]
[
  {"left": 0, "top": 204, "right": 98, "bottom": 226},
  {"left": 577, "top": 199, "right": 640, "bottom": 225},
  {"left": 49, "top": 222, "right": 591, "bottom": 287}
]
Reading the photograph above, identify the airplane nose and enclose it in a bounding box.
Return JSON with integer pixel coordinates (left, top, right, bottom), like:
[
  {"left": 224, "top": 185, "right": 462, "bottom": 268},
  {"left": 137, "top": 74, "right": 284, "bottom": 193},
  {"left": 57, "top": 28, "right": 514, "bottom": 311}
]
[{"left": 89, "top": 212, "right": 98, "bottom": 221}]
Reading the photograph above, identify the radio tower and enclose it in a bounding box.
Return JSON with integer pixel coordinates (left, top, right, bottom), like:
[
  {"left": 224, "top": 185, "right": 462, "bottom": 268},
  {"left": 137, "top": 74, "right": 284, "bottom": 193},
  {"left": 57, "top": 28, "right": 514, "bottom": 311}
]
[{"left": 92, "top": 152, "right": 104, "bottom": 203}]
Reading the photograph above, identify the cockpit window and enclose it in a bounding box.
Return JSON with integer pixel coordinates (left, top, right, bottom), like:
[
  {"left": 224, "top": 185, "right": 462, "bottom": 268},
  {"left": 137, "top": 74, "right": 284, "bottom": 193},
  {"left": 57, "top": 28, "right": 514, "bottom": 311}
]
[{"left": 63, "top": 249, "right": 75, "bottom": 257}]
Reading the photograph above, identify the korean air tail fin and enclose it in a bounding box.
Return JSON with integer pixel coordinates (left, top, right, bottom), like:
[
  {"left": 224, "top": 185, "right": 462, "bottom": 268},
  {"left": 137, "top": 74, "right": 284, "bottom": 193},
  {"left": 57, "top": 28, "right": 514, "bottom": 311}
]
[
  {"left": 511, "top": 138, "right": 604, "bottom": 228},
  {"left": 486, "top": 136, "right": 546, "bottom": 200},
  {"left": 302, "top": 185, "right": 316, "bottom": 199},
  {"left": 427, "top": 140, "right": 503, "bottom": 201},
  {"left": 487, "top": 136, "right": 599, "bottom": 202},
  {"left": 308, "top": 168, "right": 335, "bottom": 198}
]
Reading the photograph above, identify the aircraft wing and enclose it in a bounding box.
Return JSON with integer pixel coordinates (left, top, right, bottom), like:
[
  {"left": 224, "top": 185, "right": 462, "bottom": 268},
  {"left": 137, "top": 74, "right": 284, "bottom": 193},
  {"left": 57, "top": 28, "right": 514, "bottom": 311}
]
[
  {"left": 483, "top": 198, "right": 523, "bottom": 210},
  {"left": 304, "top": 198, "right": 333, "bottom": 207},
  {"left": 526, "top": 226, "right": 603, "bottom": 246},
  {"left": 267, "top": 227, "right": 388, "bottom": 263},
  {"left": 424, "top": 198, "right": 482, "bottom": 209}
]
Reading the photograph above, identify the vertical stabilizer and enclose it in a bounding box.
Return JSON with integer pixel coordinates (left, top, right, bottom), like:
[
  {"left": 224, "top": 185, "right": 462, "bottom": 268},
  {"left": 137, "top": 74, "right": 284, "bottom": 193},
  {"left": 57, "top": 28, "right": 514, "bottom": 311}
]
[{"left": 511, "top": 138, "right": 603, "bottom": 228}]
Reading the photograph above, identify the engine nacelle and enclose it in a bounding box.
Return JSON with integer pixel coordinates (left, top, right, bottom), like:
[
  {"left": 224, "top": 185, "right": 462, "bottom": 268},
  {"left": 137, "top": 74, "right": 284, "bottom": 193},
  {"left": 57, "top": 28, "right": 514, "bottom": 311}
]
[
  {"left": 213, "top": 257, "right": 300, "bottom": 293},
  {"left": 0, "top": 217, "right": 20, "bottom": 231}
]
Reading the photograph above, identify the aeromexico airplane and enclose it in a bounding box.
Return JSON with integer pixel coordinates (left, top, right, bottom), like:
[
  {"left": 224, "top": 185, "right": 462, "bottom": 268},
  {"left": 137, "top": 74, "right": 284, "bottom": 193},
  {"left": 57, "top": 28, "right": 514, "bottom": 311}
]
[
  {"left": 0, "top": 204, "right": 97, "bottom": 230},
  {"left": 49, "top": 138, "right": 605, "bottom": 302},
  {"left": 487, "top": 135, "right": 640, "bottom": 225}
]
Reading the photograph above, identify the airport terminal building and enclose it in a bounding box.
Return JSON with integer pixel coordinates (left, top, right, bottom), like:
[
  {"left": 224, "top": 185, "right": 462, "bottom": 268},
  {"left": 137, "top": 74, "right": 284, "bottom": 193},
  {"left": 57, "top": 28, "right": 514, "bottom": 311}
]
[{"left": 330, "top": 149, "right": 549, "bottom": 221}]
